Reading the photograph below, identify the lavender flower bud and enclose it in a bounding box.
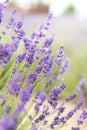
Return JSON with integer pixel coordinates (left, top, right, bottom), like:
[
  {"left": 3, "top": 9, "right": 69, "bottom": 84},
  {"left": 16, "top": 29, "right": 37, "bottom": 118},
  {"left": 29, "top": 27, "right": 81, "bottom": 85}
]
[
  {"left": 71, "top": 126, "right": 80, "bottom": 130},
  {"left": 77, "top": 107, "right": 87, "bottom": 125},
  {"left": 76, "top": 78, "right": 86, "bottom": 92},
  {"left": 66, "top": 93, "right": 77, "bottom": 102},
  {"left": 43, "top": 35, "right": 54, "bottom": 48},
  {"left": 35, "top": 92, "right": 46, "bottom": 113},
  {"left": 55, "top": 45, "right": 64, "bottom": 65},
  {"left": 5, "top": 105, "right": 11, "bottom": 113},
  {"left": 20, "top": 84, "right": 33, "bottom": 102},
  {"left": 28, "top": 72, "right": 37, "bottom": 83},
  {"left": 60, "top": 58, "right": 69, "bottom": 73},
  {"left": 35, "top": 66, "right": 42, "bottom": 74}
]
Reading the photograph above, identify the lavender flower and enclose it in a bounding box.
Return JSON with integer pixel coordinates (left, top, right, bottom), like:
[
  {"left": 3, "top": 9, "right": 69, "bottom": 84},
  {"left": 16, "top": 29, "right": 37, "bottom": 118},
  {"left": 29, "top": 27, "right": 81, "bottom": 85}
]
[
  {"left": 35, "top": 92, "right": 46, "bottom": 113},
  {"left": 20, "top": 84, "right": 33, "bottom": 102},
  {"left": 66, "top": 93, "right": 77, "bottom": 102},
  {"left": 77, "top": 107, "right": 87, "bottom": 125},
  {"left": 28, "top": 72, "right": 37, "bottom": 83},
  {"left": 55, "top": 45, "right": 64, "bottom": 65},
  {"left": 60, "top": 58, "right": 69, "bottom": 73},
  {"left": 71, "top": 126, "right": 80, "bottom": 130},
  {"left": 48, "top": 84, "right": 66, "bottom": 109},
  {"left": 76, "top": 78, "right": 86, "bottom": 92},
  {"left": 43, "top": 35, "right": 54, "bottom": 48}
]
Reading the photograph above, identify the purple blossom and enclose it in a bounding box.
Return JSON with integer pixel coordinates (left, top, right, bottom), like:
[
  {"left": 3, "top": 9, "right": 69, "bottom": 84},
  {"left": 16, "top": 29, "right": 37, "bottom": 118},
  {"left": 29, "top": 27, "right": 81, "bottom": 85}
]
[
  {"left": 39, "top": 54, "right": 54, "bottom": 76},
  {"left": 28, "top": 72, "right": 37, "bottom": 83},
  {"left": 16, "top": 21, "right": 23, "bottom": 29},
  {"left": 43, "top": 35, "right": 54, "bottom": 48},
  {"left": 77, "top": 107, "right": 87, "bottom": 125},
  {"left": 48, "top": 84, "right": 66, "bottom": 108},
  {"left": 14, "top": 101, "right": 25, "bottom": 115},
  {"left": 60, "top": 58, "right": 69, "bottom": 73},
  {"left": 17, "top": 29, "right": 25, "bottom": 39},
  {"left": 9, "top": 83, "right": 20, "bottom": 96},
  {"left": 76, "top": 78, "right": 86, "bottom": 92},
  {"left": 55, "top": 45, "right": 64, "bottom": 65},
  {"left": 20, "top": 84, "right": 33, "bottom": 102},
  {"left": 66, "top": 110, "right": 74, "bottom": 119},
  {"left": 34, "top": 66, "right": 42, "bottom": 74},
  {"left": 66, "top": 93, "right": 77, "bottom": 102},
  {"left": 35, "top": 92, "right": 46, "bottom": 113},
  {"left": 0, "top": 114, "right": 17, "bottom": 130},
  {"left": 58, "top": 106, "right": 65, "bottom": 115},
  {"left": 25, "top": 54, "right": 34, "bottom": 66},
  {"left": 71, "top": 127, "right": 80, "bottom": 130},
  {"left": 74, "top": 96, "right": 84, "bottom": 112},
  {"left": 0, "top": 44, "right": 12, "bottom": 64},
  {"left": 17, "top": 53, "right": 26, "bottom": 63},
  {"left": 23, "top": 37, "right": 31, "bottom": 50},
  {"left": 5, "top": 105, "right": 11, "bottom": 113},
  {"left": 6, "top": 9, "right": 16, "bottom": 29}
]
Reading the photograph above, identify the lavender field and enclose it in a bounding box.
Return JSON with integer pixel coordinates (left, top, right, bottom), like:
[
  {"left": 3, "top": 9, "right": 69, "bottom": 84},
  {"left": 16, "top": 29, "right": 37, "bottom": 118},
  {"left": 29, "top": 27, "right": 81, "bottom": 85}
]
[{"left": 0, "top": 1, "right": 87, "bottom": 130}]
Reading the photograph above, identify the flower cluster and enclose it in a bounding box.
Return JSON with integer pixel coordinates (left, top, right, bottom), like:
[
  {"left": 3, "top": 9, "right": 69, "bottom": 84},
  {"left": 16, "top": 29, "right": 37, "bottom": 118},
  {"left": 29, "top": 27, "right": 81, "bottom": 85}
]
[{"left": 0, "top": 1, "right": 87, "bottom": 130}]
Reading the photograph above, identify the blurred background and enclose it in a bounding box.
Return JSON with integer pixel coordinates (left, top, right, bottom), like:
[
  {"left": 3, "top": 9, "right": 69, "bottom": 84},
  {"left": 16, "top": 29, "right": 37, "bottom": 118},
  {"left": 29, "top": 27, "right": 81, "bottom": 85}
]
[
  {"left": 1, "top": 0, "right": 87, "bottom": 95},
  {"left": 2, "top": 0, "right": 87, "bottom": 41}
]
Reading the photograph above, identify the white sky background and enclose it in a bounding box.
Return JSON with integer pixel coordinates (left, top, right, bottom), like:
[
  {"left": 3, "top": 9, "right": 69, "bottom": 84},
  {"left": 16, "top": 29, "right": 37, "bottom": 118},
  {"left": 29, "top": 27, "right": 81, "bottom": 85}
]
[{"left": 0, "top": 0, "right": 87, "bottom": 18}]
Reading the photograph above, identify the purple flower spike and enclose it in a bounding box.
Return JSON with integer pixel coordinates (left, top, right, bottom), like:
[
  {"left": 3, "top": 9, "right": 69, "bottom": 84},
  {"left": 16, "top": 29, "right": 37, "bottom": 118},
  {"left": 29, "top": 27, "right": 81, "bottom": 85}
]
[
  {"left": 66, "top": 93, "right": 77, "bottom": 102},
  {"left": 43, "top": 35, "right": 54, "bottom": 48},
  {"left": 58, "top": 106, "right": 65, "bottom": 115},
  {"left": 28, "top": 72, "right": 37, "bottom": 83},
  {"left": 9, "top": 83, "right": 20, "bottom": 96},
  {"left": 14, "top": 101, "right": 25, "bottom": 115},
  {"left": 71, "top": 126, "right": 80, "bottom": 130},
  {"left": 20, "top": 84, "right": 33, "bottom": 102},
  {"left": 60, "top": 58, "right": 69, "bottom": 73},
  {"left": 23, "top": 37, "right": 31, "bottom": 50},
  {"left": 74, "top": 96, "right": 84, "bottom": 112},
  {"left": 35, "top": 66, "right": 42, "bottom": 74},
  {"left": 55, "top": 45, "right": 64, "bottom": 65},
  {"left": 77, "top": 107, "right": 87, "bottom": 125},
  {"left": 76, "top": 78, "right": 86, "bottom": 92},
  {"left": 48, "top": 84, "right": 66, "bottom": 108},
  {"left": 0, "top": 114, "right": 17, "bottom": 130},
  {"left": 17, "top": 29, "right": 25, "bottom": 40},
  {"left": 36, "top": 92, "right": 46, "bottom": 105},
  {"left": 66, "top": 110, "right": 74, "bottom": 119},
  {"left": 5, "top": 105, "right": 11, "bottom": 113},
  {"left": 16, "top": 21, "right": 23, "bottom": 29},
  {"left": 35, "top": 92, "right": 46, "bottom": 113},
  {"left": 38, "top": 92, "right": 46, "bottom": 101}
]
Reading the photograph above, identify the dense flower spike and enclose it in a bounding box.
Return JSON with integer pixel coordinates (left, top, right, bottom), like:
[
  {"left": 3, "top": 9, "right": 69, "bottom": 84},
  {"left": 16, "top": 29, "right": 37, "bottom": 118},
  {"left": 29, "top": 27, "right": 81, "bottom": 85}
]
[
  {"left": 0, "top": 2, "right": 87, "bottom": 130},
  {"left": 66, "top": 93, "right": 77, "bottom": 102},
  {"left": 60, "top": 58, "right": 69, "bottom": 73},
  {"left": 43, "top": 35, "right": 54, "bottom": 48},
  {"left": 48, "top": 84, "right": 66, "bottom": 108},
  {"left": 77, "top": 107, "right": 87, "bottom": 125},
  {"left": 55, "top": 45, "right": 64, "bottom": 65},
  {"left": 20, "top": 84, "right": 33, "bottom": 102},
  {"left": 71, "top": 126, "right": 80, "bottom": 130},
  {"left": 28, "top": 72, "right": 37, "bottom": 83},
  {"left": 35, "top": 92, "right": 46, "bottom": 113},
  {"left": 76, "top": 78, "right": 86, "bottom": 92}
]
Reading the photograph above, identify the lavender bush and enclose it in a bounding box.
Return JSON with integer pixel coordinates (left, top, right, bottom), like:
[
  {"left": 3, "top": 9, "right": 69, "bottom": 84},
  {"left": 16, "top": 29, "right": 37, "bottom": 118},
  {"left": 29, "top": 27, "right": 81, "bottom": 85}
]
[{"left": 0, "top": 1, "right": 87, "bottom": 130}]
